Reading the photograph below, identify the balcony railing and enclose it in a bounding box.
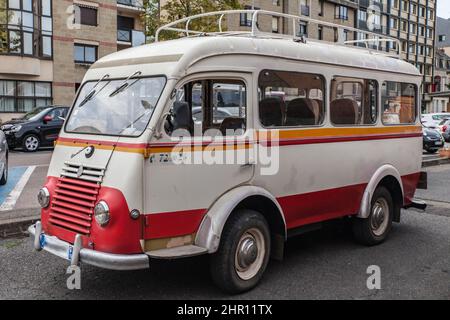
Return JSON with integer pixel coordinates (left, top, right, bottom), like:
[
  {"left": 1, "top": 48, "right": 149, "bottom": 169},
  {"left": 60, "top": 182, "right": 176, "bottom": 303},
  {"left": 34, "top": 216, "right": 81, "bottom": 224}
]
[{"left": 117, "top": 28, "right": 146, "bottom": 46}]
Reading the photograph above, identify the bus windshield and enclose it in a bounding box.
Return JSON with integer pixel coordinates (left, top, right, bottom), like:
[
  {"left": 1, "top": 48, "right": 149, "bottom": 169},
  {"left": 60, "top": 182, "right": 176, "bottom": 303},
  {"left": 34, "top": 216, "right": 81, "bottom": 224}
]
[{"left": 65, "top": 76, "right": 166, "bottom": 137}]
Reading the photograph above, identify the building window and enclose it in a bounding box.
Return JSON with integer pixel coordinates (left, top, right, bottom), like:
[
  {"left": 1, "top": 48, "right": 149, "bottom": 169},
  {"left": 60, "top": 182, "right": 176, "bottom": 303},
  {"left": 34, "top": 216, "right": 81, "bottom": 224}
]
[
  {"left": 240, "top": 6, "right": 259, "bottom": 27},
  {"left": 74, "top": 44, "right": 97, "bottom": 64},
  {"left": 318, "top": 26, "right": 323, "bottom": 40},
  {"left": 75, "top": 6, "right": 98, "bottom": 26},
  {"left": 390, "top": 17, "right": 398, "bottom": 29},
  {"left": 298, "top": 22, "right": 307, "bottom": 37},
  {"left": 272, "top": 0, "right": 280, "bottom": 6},
  {"left": 439, "top": 35, "right": 446, "bottom": 42},
  {"left": 335, "top": 5, "right": 348, "bottom": 20},
  {"left": 0, "top": 0, "right": 52, "bottom": 58},
  {"left": 0, "top": 80, "right": 52, "bottom": 113},
  {"left": 272, "top": 16, "right": 279, "bottom": 33}
]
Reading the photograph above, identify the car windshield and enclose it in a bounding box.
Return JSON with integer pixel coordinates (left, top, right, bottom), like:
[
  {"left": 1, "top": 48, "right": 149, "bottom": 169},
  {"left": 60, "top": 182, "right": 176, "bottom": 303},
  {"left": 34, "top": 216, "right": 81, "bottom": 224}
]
[
  {"left": 65, "top": 76, "right": 166, "bottom": 136},
  {"left": 21, "top": 107, "right": 50, "bottom": 121}
]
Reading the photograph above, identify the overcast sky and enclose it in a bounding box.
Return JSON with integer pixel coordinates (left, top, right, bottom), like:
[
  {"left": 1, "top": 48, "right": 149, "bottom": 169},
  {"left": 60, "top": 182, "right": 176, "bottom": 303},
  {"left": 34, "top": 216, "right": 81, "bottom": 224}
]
[{"left": 438, "top": 0, "right": 450, "bottom": 18}]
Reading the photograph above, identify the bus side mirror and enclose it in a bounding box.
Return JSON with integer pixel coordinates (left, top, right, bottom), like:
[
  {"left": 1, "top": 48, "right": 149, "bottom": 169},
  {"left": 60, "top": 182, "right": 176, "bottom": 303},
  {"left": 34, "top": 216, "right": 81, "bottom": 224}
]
[{"left": 169, "top": 101, "right": 192, "bottom": 134}]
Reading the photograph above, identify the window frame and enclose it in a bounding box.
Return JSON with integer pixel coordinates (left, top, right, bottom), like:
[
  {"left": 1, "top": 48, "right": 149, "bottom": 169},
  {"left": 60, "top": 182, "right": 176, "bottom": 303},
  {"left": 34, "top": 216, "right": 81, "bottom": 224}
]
[
  {"left": 74, "top": 43, "right": 98, "bottom": 64},
  {"left": 76, "top": 5, "right": 98, "bottom": 27},
  {"left": 170, "top": 76, "right": 249, "bottom": 138},
  {"left": 330, "top": 76, "right": 379, "bottom": 127},
  {"left": 0, "top": 79, "right": 53, "bottom": 113},
  {"left": 257, "top": 69, "right": 327, "bottom": 129},
  {"left": 0, "top": 0, "right": 53, "bottom": 59},
  {"left": 64, "top": 74, "right": 168, "bottom": 138},
  {"left": 381, "top": 81, "right": 418, "bottom": 126}
]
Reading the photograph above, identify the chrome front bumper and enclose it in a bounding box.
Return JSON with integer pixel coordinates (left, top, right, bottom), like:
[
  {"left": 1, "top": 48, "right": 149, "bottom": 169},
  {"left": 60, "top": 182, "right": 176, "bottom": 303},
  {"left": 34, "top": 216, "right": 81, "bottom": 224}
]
[{"left": 28, "top": 222, "right": 150, "bottom": 271}]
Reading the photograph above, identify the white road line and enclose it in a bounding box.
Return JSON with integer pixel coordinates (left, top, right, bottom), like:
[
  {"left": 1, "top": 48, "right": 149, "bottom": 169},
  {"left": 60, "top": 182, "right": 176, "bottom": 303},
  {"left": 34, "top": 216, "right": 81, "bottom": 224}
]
[{"left": 0, "top": 166, "right": 36, "bottom": 212}]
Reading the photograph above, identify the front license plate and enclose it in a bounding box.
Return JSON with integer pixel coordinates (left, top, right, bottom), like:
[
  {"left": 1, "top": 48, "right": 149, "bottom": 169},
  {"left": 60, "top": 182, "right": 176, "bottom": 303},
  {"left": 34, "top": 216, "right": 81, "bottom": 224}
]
[
  {"left": 67, "top": 246, "right": 74, "bottom": 261},
  {"left": 39, "top": 234, "right": 47, "bottom": 249},
  {"left": 435, "top": 141, "right": 443, "bottom": 146}
]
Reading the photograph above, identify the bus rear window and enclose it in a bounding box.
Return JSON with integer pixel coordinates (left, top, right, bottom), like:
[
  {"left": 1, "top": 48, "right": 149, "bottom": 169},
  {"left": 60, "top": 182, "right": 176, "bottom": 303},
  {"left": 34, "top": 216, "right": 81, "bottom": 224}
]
[{"left": 381, "top": 82, "right": 417, "bottom": 125}]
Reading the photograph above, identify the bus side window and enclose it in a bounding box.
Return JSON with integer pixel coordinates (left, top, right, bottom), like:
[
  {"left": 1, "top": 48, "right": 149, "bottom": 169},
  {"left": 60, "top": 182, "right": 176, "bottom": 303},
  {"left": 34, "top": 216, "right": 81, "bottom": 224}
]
[
  {"left": 169, "top": 79, "right": 247, "bottom": 137},
  {"left": 330, "top": 77, "right": 378, "bottom": 125},
  {"left": 258, "top": 70, "right": 325, "bottom": 127},
  {"left": 381, "top": 82, "right": 417, "bottom": 125}
]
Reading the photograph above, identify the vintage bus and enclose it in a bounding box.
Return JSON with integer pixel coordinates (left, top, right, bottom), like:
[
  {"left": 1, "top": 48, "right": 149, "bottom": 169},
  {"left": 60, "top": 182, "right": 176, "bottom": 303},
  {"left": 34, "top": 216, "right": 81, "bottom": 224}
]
[{"left": 29, "top": 10, "right": 426, "bottom": 293}]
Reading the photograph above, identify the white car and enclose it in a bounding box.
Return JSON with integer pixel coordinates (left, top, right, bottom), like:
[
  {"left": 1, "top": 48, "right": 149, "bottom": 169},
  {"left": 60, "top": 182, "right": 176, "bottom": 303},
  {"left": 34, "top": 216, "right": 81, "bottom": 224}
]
[
  {"left": 421, "top": 113, "right": 450, "bottom": 129},
  {"left": 0, "top": 130, "right": 8, "bottom": 185}
]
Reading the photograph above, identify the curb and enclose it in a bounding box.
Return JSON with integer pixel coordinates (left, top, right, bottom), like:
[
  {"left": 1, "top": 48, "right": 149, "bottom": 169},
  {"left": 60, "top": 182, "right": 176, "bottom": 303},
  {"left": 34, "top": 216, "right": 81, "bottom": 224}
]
[
  {"left": 0, "top": 208, "right": 40, "bottom": 238},
  {"left": 422, "top": 157, "right": 450, "bottom": 168}
]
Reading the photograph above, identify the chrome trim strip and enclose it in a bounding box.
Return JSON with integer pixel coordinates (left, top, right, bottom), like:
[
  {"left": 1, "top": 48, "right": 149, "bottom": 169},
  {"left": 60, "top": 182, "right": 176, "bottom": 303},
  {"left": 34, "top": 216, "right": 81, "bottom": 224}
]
[{"left": 28, "top": 224, "right": 150, "bottom": 271}]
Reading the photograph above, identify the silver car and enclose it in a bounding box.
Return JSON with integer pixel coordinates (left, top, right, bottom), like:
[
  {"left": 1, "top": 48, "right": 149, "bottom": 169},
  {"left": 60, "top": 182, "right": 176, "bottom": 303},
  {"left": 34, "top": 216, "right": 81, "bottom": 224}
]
[{"left": 0, "top": 130, "right": 8, "bottom": 185}]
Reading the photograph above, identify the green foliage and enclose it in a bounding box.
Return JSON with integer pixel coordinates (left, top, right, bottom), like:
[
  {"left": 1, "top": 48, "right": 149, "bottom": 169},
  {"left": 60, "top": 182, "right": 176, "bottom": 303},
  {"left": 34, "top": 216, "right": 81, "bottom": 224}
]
[{"left": 141, "top": 0, "right": 242, "bottom": 42}]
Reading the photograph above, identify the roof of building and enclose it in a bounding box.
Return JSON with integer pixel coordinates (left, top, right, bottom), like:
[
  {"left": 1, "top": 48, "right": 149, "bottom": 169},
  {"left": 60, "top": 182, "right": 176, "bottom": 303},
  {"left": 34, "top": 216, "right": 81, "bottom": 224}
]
[
  {"left": 93, "top": 35, "right": 421, "bottom": 77},
  {"left": 437, "top": 17, "right": 450, "bottom": 48}
]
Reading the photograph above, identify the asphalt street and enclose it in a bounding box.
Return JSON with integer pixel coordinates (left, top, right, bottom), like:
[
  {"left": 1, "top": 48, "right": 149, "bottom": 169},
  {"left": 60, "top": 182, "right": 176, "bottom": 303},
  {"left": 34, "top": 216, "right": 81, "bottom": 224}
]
[{"left": 0, "top": 150, "right": 448, "bottom": 300}]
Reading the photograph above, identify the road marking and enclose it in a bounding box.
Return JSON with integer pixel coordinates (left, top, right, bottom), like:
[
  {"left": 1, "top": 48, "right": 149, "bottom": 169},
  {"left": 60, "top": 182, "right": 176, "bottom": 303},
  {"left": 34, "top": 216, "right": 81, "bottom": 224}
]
[{"left": 0, "top": 166, "right": 36, "bottom": 212}]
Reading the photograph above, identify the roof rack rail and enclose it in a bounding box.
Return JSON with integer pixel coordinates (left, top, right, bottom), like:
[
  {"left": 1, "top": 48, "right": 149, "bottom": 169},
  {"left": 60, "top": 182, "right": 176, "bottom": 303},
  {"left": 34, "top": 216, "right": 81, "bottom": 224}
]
[{"left": 155, "top": 10, "right": 400, "bottom": 58}]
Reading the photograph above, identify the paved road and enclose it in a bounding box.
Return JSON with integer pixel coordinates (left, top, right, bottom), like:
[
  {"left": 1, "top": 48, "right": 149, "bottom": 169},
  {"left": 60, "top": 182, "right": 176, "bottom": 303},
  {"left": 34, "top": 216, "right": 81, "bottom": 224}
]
[
  {"left": 0, "top": 151, "right": 51, "bottom": 220},
  {"left": 0, "top": 163, "right": 449, "bottom": 299}
]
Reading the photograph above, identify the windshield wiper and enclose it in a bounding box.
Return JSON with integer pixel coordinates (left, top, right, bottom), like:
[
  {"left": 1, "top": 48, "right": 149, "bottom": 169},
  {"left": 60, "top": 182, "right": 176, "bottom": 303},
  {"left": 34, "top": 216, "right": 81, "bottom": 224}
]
[
  {"left": 109, "top": 71, "right": 142, "bottom": 98},
  {"left": 79, "top": 74, "right": 111, "bottom": 107}
]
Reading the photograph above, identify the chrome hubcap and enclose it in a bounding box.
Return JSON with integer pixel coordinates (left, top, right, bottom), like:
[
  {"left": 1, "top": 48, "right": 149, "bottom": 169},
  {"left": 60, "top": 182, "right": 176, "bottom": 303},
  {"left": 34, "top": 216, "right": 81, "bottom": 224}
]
[
  {"left": 371, "top": 198, "right": 389, "bottom": 236},
  {"left": 25, "top": 137, "right": 38, "bottom": 151},
  {"left": 234, "top": 228, "right": 265, "bottom": 281}
]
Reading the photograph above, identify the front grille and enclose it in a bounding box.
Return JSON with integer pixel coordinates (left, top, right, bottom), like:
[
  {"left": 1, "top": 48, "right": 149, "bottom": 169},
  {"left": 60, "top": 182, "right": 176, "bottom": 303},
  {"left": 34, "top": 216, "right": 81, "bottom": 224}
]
[
  {"left": 61, "top": 161, "right": 105, "bottom": 183},
  {"left": 49, "top": 177, "right": 100, "bottom": 235},
  {"left": 49, "top": 162, "right": 105, "bottom": 235}
]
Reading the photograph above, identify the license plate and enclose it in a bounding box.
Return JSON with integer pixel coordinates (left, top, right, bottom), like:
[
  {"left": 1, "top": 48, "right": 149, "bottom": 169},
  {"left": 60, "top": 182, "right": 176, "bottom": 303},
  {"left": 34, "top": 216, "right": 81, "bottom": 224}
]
[
  {"left": 39, "top": 234, "right": 47, "bottom": 249},
  {"left": 435, "top": 141, "right": 443, "bottom": 146}
]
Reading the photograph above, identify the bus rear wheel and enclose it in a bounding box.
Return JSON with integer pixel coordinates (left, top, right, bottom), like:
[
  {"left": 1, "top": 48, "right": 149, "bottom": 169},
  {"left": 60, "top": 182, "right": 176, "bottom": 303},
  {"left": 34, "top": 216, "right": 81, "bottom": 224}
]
[
  {"left": 352, "top": 186, "right": 393, "bottom": 246},
  {"left": 210, "top": 210, "right": 270, "bottom": 294}
]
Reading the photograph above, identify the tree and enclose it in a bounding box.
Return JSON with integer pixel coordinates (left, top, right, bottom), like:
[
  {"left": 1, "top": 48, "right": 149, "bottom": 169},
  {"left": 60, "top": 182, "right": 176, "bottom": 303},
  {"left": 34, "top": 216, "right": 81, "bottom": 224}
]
[
  {"left": 141, "top": 0, "right": 161, "bottom": 43},
  {"left": 142, "top": 0, "right": 242, "bottom": 42}
]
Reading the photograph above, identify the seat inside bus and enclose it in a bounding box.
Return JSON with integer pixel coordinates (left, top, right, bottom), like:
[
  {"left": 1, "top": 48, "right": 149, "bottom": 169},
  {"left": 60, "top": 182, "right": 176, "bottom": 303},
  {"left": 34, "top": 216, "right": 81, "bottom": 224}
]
[
  {"left": 330, "top": 99, "right": 358, "bottom": 125},
  {"left": 285, "top": 98, "right": 320, "bottom": 126}
]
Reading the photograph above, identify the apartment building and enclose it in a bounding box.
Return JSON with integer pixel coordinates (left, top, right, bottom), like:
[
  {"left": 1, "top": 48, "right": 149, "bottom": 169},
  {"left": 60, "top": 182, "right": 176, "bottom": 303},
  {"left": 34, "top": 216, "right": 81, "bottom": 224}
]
[
  {"left": 0, "top": 0, "right": 145, "bottom": 122},
  {"left": 235, "top": 0, "right": 436, "bottom": 108},
  {"left": 436, "top": 16, "right": 450, "bottom": 54}
]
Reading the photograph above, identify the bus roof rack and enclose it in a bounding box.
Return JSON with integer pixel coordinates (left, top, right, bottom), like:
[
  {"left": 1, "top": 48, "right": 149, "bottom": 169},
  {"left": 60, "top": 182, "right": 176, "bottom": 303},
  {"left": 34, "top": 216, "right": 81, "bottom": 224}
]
[{"left": 155, "top": 10, "right": 401, "bottom": 58}]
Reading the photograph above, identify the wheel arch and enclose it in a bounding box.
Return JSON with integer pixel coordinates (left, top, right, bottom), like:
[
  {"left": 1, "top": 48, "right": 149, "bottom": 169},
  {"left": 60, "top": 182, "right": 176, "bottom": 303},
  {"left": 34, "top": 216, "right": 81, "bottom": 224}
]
[
  {"left": 358, "top": 165, "right": 404, "bottom": 222},
  {"left": 195, "top": 185, "right": 286, "bottom": 256}
]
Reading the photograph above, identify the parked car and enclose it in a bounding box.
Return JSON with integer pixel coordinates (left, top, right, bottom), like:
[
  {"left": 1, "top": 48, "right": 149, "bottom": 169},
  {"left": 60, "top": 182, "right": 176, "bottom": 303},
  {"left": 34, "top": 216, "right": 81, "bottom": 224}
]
[
  {"left": 0, "top": 106, "right": 69, "bottom": 152},
  {"left": 421, "top": 113, "right": 450, "bottom": 129},
  {"left": 0, "top": 130, "right": 8, "bottom": 185},
  {"left": 440, "top": 119, "right": 450, "bottom": 142},
  {"left": 423, "top": 127, "right": 445, "bottom": 153}
]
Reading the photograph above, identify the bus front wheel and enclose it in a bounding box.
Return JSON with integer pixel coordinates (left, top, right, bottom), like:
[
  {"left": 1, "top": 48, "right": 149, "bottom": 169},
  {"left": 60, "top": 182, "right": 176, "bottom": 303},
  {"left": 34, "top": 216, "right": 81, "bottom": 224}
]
[
  {"left": 352, "top": 186, "right": 394, "bottom": 246},
  {"left": 210, "top": 209, "right": 271, "bottom": 294}
]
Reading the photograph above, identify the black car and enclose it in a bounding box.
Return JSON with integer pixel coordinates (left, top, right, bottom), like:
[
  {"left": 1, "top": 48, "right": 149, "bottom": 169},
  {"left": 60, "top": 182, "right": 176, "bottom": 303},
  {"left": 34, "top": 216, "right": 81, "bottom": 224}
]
[
  {"left": 423, "top": 127, "right": 445, "bottom": 154},
  {"left": 1, "top": 106, "right": 69, "bottom": 152}
]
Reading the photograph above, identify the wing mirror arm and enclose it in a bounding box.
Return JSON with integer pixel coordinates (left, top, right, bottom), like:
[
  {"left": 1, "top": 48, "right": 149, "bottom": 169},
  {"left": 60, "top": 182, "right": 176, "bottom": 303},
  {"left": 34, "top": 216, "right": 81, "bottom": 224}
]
[{"left": 154, "top": 111, "right": 172, "bottom": 140}]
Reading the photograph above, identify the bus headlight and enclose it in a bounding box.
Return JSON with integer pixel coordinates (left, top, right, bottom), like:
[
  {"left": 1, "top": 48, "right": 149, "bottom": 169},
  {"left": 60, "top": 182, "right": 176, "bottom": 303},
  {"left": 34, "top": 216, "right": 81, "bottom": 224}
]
[
  {"left": 94, "top": 201, "right": 110, "bottom": 227},
  {"left": 37, "top": 188, "right": 50, "bottom": 208}
]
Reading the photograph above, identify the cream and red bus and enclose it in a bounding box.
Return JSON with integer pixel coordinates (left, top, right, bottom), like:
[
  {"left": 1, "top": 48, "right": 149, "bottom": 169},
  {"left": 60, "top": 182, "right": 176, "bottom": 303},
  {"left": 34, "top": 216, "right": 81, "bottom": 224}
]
[{"left": 29, "top": 11, "right": 427, "bottom": 293}]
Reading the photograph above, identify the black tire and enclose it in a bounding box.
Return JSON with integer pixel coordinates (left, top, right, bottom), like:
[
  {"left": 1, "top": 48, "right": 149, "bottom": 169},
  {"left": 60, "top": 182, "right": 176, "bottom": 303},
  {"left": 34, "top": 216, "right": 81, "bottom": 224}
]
[
  {"left": 210, "top": 210, "right": 271, "bottom": 294},
  {"left": 425, "top": 149, "right": 438, "bottom": 154},
  {"left": 0, "top": 153, "right": 7, "bottom": 185},
  {"left": 352, "top": 186, "right": 393, "bottom": 246},
  {"left": 22, "top": 134, "right": 40, "bottom": 152}
]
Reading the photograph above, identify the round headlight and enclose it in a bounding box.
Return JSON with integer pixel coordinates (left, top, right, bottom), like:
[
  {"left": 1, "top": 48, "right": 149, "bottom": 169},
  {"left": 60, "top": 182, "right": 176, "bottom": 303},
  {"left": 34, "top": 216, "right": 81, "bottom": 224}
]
[
  {"left": 94, "top": 201, "right": 110, "bottom": 227},
  {"left": 37, "top": 188, "right": 50, "bottom": 208}
]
